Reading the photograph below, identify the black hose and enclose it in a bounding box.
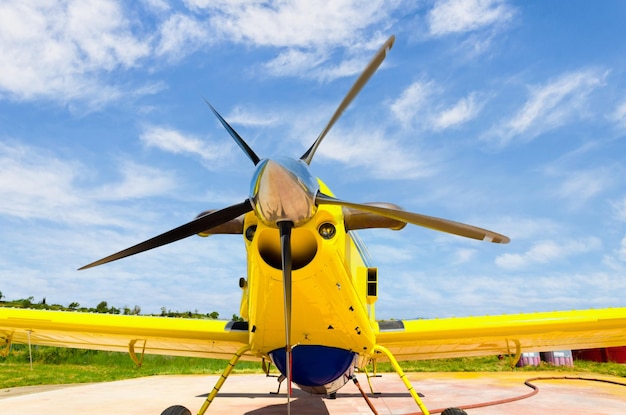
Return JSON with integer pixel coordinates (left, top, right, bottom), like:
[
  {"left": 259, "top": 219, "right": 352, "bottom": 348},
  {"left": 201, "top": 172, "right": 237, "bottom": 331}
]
[
  {"left": 352, "top": 376, "right": 379, "bottom": 415},
  {"left": 403, "top": 375, "right": 626, "bottom": 415}
]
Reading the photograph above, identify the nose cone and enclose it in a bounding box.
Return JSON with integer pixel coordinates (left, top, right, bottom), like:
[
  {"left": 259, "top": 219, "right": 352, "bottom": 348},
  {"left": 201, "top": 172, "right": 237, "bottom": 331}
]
[{"left": 250, "top": 158, "right": 319, "bottom": 227}]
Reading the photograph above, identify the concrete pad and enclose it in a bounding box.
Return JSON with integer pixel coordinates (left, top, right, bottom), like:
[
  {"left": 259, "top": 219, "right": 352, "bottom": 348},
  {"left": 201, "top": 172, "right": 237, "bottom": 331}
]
[{"left": 0, "top": 371, "right": 624, "bottom": 414}]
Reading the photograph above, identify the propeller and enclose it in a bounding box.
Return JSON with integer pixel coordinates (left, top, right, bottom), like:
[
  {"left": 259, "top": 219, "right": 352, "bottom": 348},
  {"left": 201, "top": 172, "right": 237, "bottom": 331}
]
[
  {"left": 204, "top": 99, "right": 261, "bottom": 166},
  {"left": 316, "top": 194, "right": 510, "bottom": 244},
  {"left": 279, "top": 221, "right": 294, "bottom": 405},
  {"left": 300, "top": 35, "right": 396, "bottom": 165},
  {"left": 78, "top": 200, "right": 252, "bottom": 270}
]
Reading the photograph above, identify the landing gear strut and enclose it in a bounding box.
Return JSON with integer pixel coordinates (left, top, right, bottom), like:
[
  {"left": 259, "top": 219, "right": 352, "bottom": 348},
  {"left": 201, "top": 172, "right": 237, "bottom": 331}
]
[
  {"left": 372, "top": 345, "right": 431, "bottom": 415},
  {"left": 197, "top": 345, "right": 251, "bottom": 415}
]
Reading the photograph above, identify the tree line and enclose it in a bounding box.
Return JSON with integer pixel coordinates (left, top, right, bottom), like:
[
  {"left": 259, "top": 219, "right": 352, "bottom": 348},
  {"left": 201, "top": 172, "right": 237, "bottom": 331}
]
[{"left": 0, "top": 291, "right": 231, "bottom": 320}]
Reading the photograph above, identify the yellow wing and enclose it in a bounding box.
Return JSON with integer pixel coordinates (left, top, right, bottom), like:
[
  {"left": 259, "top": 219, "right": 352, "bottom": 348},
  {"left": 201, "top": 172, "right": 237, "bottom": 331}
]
[
  {"left": 0, "top": 308, "right": 252, "bottom": 361},
  {"left": 375, "top": 307, "right": 626, "bottom": 361}
]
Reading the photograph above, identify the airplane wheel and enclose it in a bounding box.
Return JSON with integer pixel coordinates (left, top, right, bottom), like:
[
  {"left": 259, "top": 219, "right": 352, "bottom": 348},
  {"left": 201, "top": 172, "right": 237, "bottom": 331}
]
[
  {"left": 160, "top": 405, "right": 192, "bottom": 415},
  {"left": 441, "top": 408, "right": 467, "bottom": 415}
]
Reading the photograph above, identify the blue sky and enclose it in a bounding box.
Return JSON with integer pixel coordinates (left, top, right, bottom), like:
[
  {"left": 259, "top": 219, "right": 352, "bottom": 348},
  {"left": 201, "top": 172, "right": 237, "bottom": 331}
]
[{"left": 1, "top": 0, "right": 626, "bottom": 320}]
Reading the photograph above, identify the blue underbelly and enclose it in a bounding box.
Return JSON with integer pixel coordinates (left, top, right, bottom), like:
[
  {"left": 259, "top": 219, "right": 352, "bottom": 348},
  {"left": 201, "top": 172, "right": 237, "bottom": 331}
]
[{"left": 270, "top": 345, "right": 355, "bottom": 387}]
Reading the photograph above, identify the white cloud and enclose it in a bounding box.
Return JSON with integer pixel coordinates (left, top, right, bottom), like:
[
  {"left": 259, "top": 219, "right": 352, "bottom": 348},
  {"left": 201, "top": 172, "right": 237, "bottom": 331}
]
[
  {"left": 432, "top": 93, "right": 483, "bottom": 130},
  {"left": 485, "top": 68, "right": 607, "bottom": 146},
  {"left": 427, "top": 0, "right": 515, "bottom": 37},
  {"left": 616, "top": 236, "right": 626, "bottom": 260},
  {"left": 0, "top": 141, "right": 176, "bottom": 226},
  {"left": 314, "top": 55, "right": 380, "bottom": 83},
  {"left": 602, "top": 235, "right": 626, "bottom": 271},
  {"left": 142, "top": 0, "right": 170, "bottom": 13},
  {"left": 495, "top": 237, "right": 602, "bottom": 270},
  {"left": 315, "top": 126, "right": 433, "bottom": 179},
  {"left": 0, "top": 141, "right": 83, "bottom": 220},
  {"left": 556, "top": 169, "right": 610, "bottom": 205},
  {"left": 609, "top": 99, "right": 626, "bottom": 130},
  {"left": 226, "top": 106, "right": 280, "bottom": 127},
  {"left": 367, "top": 243, "right": 414, "bottom": 263},
  {"left": 89, "top": 161, "right": 177, "bottom": 201},
  {"left": 185, "top": 0, "right": 408, "bottom": 82},
  {"left": 390, "top": 81, "right": 435, "bottom": 126},
  {"left": 192, "top": 0, "right": 393, "bottom": 49},
  {"left": 490, "top": 216, "right": 561, "bottom": 241},
  {"left": 390, "top": 81, "right": 482, "bottom": 130},
  {"left": 63, "top": 1, "right": 148, "bottom": 68},
  {"left": 453, "top": 247, "right": 478, "bottom": 264},
  {"left": 265, "top": 51, "right": 373, "bottom": 83},
  {"left": 263, "top": 49, "right": 328, "bottom": 77},
  {"left": 140, "top": 125, "right": 232, "bottom": 165},
  {"left": 612, "top": 196, "right": 626, "bottom": 222},
  {"left": 0, "top": 1, "right": 411, "bottom": 105},
  {"left": 0, "top": 0, "right": 151, "bottom": 102},
  {"left": 155, "top": 13, "right": 211, "bottom": 61}
]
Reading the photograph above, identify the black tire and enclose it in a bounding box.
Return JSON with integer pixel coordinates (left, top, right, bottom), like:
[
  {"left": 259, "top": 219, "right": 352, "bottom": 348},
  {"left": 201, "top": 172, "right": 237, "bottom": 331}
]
[
  {"left": 160, "top": 405, "right": 192, "bottom": 415},
  {"left": 441, "top": 408, "right": 468, "bottom": 415}
]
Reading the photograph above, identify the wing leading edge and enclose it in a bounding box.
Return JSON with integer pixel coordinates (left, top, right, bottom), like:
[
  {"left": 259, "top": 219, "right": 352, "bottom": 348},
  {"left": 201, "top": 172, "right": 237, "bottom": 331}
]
[
  {"left": 375, "top": 307, "right": 626, "bottom": 361},
  {"left": 4, "top": 307, "right": 626, "bottom": 364},
  {"left": 0, "top": 308, "right": 252, "bottom": 361}
]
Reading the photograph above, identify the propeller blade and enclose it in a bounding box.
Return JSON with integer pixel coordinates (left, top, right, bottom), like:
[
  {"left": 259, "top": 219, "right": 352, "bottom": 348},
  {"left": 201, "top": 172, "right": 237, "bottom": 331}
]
[
  {"left": 316, "top": 193, "right": 510, "bottom": 244},
  {"left": 300, "top": 35, "right": 395, "bottom": 165},
  {"left": 278, "top": 220, "right": 294, "bottom": 407},
  {"left": 79, "top": 199, "right": 253, "bottom": 270},
  {"left": 204, "top": 99, "right": 261, "bottom": 165}
]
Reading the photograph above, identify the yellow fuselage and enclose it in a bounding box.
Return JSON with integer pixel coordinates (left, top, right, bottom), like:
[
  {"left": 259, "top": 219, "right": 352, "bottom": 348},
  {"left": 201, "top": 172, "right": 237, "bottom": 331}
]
[{"left": 240, "top": 182, "right": 376, "bottom": 363}]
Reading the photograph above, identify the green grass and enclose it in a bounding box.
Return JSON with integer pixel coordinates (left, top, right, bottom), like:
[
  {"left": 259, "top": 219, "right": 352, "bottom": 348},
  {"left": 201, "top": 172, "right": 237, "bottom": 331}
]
[
  {"left": 1, "top": 346, "right": 624, "bottom": 389},
  {"left": 373, "top": 356, "right": 626, "bottom": 377},
  {"left": 0, "top": 346, "right": 264, "bottom": 389}
]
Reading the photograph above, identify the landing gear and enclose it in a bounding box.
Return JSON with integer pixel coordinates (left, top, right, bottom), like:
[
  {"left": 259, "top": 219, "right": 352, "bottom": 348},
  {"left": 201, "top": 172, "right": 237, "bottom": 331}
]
[
  {"left": 197, "top": 344, "right": 251, "bottom": 415},
  {"left": 270, "top": 374, "right": 286, "bottom": 395},
  {"left": 441, "top": 408, "right": 468, "bottom": 415},
  {"left": 372, "top": 345, "right": 431, "bottom": 415},
  {"left": 160, "top": 405, "right": 191, "bottom": 415}
]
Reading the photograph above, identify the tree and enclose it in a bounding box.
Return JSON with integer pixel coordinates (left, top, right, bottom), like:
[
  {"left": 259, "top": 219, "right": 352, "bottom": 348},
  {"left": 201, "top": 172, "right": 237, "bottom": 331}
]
[{"left": 95, "top": 301, "right": 109, "bottom": 313}]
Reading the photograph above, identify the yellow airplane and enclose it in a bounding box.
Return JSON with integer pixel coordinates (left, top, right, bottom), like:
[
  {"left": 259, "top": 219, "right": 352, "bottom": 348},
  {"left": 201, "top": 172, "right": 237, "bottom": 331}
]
[{"left": 2, "top": 35, "right": 626, "bottom": 415}]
